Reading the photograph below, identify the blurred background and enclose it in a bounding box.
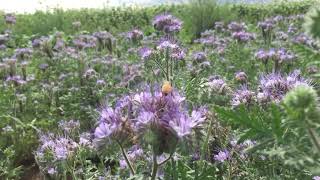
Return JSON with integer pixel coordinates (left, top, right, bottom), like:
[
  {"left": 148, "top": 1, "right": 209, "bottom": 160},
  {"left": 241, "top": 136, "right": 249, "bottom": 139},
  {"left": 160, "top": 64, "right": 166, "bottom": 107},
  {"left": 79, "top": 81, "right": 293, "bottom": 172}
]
[{"left": 0, "top": 0, "right": 285, "bottom": 13}]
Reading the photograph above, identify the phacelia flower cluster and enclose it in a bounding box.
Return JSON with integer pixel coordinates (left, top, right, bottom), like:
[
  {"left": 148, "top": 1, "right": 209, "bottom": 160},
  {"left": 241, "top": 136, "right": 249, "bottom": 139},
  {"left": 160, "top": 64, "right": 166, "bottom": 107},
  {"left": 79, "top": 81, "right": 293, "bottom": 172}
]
[
  {"left": 257, "top": 70, "right": 310, "bottom": 103},
  {"left": 231, "top": 86, "right": 255, "bottom": 107},
  {"left": 254, "top": 48, "right": 296, "bottom": 64},
  {"left": 4, "top": 13, "right": 16, "bottom": 24},
  {"left": 228, "top": 22, "right": 247, "bottom": 32},
  {"left": 156, "top": 39, "right": 186, "bottom": 60},
  {"left": 232, "top": 31, "right": 255, "bottom": 42},
  {"left": 94, "top": 85, "right": 207, "bottom": 155},
  {"left": 126, "top": 29, "right": 144, "bottom": 43},
  {"left": 153, "top": 14, "right": 183, "bottom": 33}
]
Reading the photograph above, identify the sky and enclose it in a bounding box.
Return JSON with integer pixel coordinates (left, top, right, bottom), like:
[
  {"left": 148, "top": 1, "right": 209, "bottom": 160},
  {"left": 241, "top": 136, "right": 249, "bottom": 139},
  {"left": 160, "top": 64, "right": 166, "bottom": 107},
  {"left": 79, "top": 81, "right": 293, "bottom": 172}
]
[{"left": 0, "top": 0, "right": 184, "bottom": 13}]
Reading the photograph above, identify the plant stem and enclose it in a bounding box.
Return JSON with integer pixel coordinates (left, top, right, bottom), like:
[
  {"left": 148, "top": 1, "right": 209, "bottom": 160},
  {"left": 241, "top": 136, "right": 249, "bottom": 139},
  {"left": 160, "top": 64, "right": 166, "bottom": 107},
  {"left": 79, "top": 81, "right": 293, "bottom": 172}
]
[
  {"left": 118, "top": 142, "right": 135, "bottom": 175},
  {"left": 307, "top": 126, "right": 320, "bottom": 152},
  {"left": 166, "top": 48, "right": 170, "bottom": 81},
  {"left": 171, "top": 158, "right": 176, "bottom": 180},
  {"left": 201, "top": 120, "right": 213, "bottom": 160},
  {"left": 151, "top": 153, "right": 159, "bottom": 180},
  {"left": 158, "top": 153, "right": 173, "bottom": 166}
]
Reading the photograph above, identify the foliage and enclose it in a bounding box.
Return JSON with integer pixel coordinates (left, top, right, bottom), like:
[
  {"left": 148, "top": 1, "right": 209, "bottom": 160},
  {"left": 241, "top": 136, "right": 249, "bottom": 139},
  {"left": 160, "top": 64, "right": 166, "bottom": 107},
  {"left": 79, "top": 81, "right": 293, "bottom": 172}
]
[{"left": 0, "top": 1, "right": 320, "bottom": 179}]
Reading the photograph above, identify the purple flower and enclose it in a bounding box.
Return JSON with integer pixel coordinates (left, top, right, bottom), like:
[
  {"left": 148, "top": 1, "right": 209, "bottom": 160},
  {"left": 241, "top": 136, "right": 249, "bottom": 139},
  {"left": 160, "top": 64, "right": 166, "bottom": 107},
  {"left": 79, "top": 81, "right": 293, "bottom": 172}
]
[
  {"left": 119, "top": 159, "right": 127, "bottom": 169},
  {"left": 190, "top": 109, "right": 207, "bottom": 129},
  {"left": 4, "top": 13, "right": 16, "bottom": 24},
  {"left": 169, "top": 114, "right": 192, "bottom": 138},
  {"left": 157, "top": 39, "right": 185, "bottom": 60},
  {"left": 228, "top": 22, "right": 246, "bottom": 32},
  {"left": 287, "top": 24, "right": 297, "bottom": 34},
  {"left": 292, "top": 33, "right": 314, "bottom": 46},
  {"left": 94, "top": 85, "right": 206, "bottom": 155},
  {"left": 96, "top": 79, "right": 106, "bottom": 86},
  {"left": 94, "top": 99, "right": 135, "bottom": 146},
  {"left": 54, "top": 144, "right": 68, "bottom": 160},
  {"left": 14, "top": 48, "right": 33, "bottom": 60},
  {"left": 272, "top": 48, "right": 296, "bottom": 63},
  {"left": 192, "top": 51, "right": 207, "bottom": 63},
  {"left": 126, "top": 29, "right": 144, "bottom": 42},
  {"left": 94, "top": 122, "right": 114, "bottom": 140},
  {"left": 255, "top": 48, "right": 296, "bottom": 65},
  {"left": 258, "top": 19, "right": 275, "bottom": 31},
  {"left": 58, "top": 120, "right": 80, "bottom": 132},
  {"left": 153, "top": 14, "right": 182, "bottom": 33},
  {"left": 171, "top": 48, "right": 186, "bottom": 60},
  {"left": 258, "top": 71, "right": 310, "bottom": 103},
  {"left": 31, "top": 38, "right": 43, "bottom": 48},
  {"left": 157, "top": 39, "right": 179, "bottom": 50},
  {"left": 138, "top": 47, "right": 153, "bottom": 60},
  {"left": 231, "top": 86, "right": 255, "bottom": 107},
  {"left": 276, "top": 31, "right": 289, "bottom": 41},
  {"left": 79, "top": 132, "right": 93, "bottom": 148},
  {"left": 232, "top": 31, "right": 255, "bottom": 42},
  {"left": 0, "top": 44, "right": 6, "bottom": 50},
  {"left": 73, "top": 35, "right": 97, "bottom": 49},
  {"left": 235, "top": 71, "right": 247, "bottom": 83},
  {"left": 53, "top": 39, "right": 65, "bottom": 51},
  {"left": 205, "top": 77, "right": 229, "bottom": 94},
  {"left": 36, "top": 134, "right": 78, "bottom": 161},
  {"left": 134, "top": 86, "right": 206, "bottom": 154},
  {"left": 119, "top": 145, "right": 145, "bottom": 168},
  {"left": 6, "top": 75, "right": 26, "bottom": 85},
  {"left": 47, "top": 167, "right": 57, "bottom": 175},
  {"left": 214, "top": 150, "right": 229, "bottom": 163},
  {"left": 313, "top": 176, "right": 320, "bottom": 180}
]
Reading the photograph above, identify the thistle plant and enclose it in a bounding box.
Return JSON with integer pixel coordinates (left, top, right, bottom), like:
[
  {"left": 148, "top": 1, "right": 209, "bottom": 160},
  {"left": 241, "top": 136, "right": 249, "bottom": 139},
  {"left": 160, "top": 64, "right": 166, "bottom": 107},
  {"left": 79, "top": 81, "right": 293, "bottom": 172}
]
[
  {"left": 304, "top": 5, "right": 320, "bottom": 41},
  {"left": 283, "top": 85, "right": 320, "bottom": 152}
]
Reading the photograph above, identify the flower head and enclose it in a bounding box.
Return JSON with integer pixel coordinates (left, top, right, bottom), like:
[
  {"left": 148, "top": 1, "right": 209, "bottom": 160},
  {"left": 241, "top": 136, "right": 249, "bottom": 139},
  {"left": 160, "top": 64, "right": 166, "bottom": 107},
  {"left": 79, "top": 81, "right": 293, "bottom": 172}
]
[
  {"left": 4, "top": 13, "right": 16, "bottom": 24},
  {"left": 313, "top": 176, "right": 320, "bottom": 180},
  {"left": 258, "top": 71, "right": 310, "bottom": 103},
  {"left": 228, "top": 22, "right": 246, "bottom": 32},
  {"left": 94, "top": 98, "right": 135, "bottom": 147},
  {"left": 153, "top": 14, "right": 182, "bottom": 33},
  {"left": 192, "top": 51, "right": 207, "bottom": 63},
  {"left": 138, "top": 47, "right": 153, "bottom": 60},
  {"left": 126, "top": 29, "right": 144, "bottom": 42},
  {"left": 231, "top": 86, "right": 255, "bottom": 107},
  {"left": 232, "top": 31, "right": 255, "bottom": 42},
  {"left": 58, "top": 120, "right": 80, "bottom": 133},
  {"left": 235, "top": 71, "right": 247, "bottom": 83},
  {"left": 214, "top": 150, "right": 229, "bottom": 163},
  {"left": 157, "top": 38, "right": 185, "bottom": 60}
]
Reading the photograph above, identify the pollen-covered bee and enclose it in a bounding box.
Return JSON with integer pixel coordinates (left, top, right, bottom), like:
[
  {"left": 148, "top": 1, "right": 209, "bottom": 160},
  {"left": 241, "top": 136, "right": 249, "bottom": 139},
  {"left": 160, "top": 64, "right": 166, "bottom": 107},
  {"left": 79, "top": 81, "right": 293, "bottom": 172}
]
[{"left": 161, "top": 81, "right": 172, "bottom": 95}]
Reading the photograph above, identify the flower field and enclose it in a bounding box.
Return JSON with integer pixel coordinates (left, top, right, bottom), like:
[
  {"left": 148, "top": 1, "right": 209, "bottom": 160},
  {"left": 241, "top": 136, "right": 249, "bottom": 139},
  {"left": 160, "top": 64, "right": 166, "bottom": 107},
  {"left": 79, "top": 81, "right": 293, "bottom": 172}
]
[{"left": 0, "top": 0, "right": 320, "bottom": 179}]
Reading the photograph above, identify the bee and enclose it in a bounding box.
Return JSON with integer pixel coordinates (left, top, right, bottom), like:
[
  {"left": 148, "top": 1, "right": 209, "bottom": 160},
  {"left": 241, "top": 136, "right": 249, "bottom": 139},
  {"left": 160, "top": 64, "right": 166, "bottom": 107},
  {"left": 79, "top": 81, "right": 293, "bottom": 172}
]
[{"left": 161, "top": 81, "right": 172, "bottom": 95}]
